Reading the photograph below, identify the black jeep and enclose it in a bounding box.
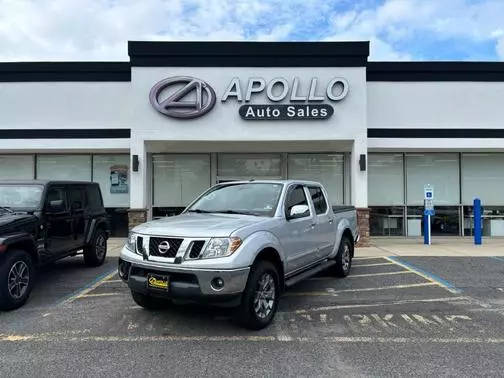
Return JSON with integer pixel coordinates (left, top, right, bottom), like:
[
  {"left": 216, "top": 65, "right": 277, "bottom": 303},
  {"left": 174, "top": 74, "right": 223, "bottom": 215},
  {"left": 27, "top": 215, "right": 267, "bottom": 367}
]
[{"left": 0, "top": 181, "right": 110, "bottom": 310}]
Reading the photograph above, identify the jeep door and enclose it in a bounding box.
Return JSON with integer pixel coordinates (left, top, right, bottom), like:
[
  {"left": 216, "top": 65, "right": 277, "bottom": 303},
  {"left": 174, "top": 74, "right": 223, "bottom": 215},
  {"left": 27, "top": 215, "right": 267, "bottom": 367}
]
[
  {"left": 44, "top": 185, "right": 73, "bottom": 260},
  {"left": 67, "top": 185, "right": 87, "bottom": 247},
  {"left": 281, "top": 184, "right": 319, "bottom": 274}
]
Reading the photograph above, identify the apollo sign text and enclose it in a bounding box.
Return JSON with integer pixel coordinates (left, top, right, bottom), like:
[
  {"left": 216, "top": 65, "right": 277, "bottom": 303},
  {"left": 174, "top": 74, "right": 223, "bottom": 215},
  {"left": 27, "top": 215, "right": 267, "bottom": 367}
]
[{"left": 150, "top": 76, "right": 348, "bottom": 120}]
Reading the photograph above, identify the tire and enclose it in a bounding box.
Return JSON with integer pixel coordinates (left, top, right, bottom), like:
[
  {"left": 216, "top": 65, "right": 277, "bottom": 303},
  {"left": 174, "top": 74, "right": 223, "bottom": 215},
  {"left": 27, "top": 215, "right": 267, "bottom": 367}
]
[
  {"left": 235, "top": 260, "right": 280, "bottom": 330},
  {"left": 333, "top": 236, "right": 353, "bottom": 277},
  {"left": 0, "top": 249, "right": 35, "bottom": 311},
  {"left": 131, "top": 290, "right": 169, "bottom": 310},
  {"left": 83, "top": 229, "right": 107, "bottom": 267}
]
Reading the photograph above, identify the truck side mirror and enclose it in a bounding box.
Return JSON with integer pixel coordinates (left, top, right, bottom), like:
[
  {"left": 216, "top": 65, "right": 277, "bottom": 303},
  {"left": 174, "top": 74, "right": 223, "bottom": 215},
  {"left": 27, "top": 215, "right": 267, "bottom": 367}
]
[
  {"left": 48, "top": 200, "right": 64, "bottom": 213},
  {"left": 288, "top": 204, "right": 310, "bottom": 220}
]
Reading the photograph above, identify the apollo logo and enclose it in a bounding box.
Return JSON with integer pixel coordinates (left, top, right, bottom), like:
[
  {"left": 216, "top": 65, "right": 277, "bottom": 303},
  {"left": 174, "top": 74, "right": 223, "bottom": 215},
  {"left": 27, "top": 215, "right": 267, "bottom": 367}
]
[{"left": 149, "top": 76, "right": 216, "bottom": 119}]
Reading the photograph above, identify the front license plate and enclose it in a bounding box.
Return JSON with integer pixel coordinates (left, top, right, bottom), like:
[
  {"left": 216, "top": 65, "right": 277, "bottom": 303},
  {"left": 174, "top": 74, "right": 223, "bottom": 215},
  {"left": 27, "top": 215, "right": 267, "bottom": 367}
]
[{"left": 147, "top": 274, "right": 169, "bottom": 291}]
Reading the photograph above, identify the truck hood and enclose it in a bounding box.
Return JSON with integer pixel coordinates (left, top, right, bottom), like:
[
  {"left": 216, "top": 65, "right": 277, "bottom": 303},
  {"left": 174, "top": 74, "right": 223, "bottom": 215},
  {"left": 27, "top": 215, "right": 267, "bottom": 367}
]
[
  {"left": 0, "top": 213, "right": 38, "bottom": 234},
  {"left": 133, "top": 213, "right": 269, "bottom": 237}
]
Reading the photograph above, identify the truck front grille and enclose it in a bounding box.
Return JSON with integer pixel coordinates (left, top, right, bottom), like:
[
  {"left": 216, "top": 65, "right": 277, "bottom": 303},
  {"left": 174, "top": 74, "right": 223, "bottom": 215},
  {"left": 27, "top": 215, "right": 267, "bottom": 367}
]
[
  {"left": 188, "top": 240, "right": 206, "bottom": 259},
  {"left": 149, "top": 237, "right": 183, "bottom": 258}
]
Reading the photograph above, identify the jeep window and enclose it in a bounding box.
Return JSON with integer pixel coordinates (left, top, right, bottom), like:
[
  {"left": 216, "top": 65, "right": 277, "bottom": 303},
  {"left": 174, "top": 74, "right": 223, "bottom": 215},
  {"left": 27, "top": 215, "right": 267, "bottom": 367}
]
[
  {"left": 186, "top": 183, "right": 283, "bottom": 217},
  {"left": 0, "top": 185, "right": 44, "bottom": 209},
  {"left": 87, "top": 185, "right": 103, "bottom": 209},
  {"left": 68, "top": 187, "right": 86, "bottom": 210},
  {"left": 46, "top": 187, "right": 66, "bottom": 209}
]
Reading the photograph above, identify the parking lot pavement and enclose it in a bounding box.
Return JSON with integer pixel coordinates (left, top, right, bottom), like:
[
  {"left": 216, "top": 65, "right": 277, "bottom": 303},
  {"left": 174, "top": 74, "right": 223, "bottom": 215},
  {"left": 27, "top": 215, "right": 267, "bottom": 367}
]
[{"left": 1, "top": 254, "right": 504, "bottom": 377}]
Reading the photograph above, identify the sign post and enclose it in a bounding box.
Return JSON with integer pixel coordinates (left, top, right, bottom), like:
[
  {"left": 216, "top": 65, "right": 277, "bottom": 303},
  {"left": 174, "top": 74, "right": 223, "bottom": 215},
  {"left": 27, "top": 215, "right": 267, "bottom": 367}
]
[
  {"left": 474, "top": 198, "right": 482, "bottom": 245},
  {"left": 423, "top": 185, "right": 435, "bottom": 245}
]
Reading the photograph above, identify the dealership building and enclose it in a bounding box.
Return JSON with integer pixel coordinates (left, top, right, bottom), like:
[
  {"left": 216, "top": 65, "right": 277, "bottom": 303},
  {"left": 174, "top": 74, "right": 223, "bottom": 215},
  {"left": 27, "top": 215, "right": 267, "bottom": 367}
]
[{"left": 1, "top": 41, "right": 504, "bottom": 244}]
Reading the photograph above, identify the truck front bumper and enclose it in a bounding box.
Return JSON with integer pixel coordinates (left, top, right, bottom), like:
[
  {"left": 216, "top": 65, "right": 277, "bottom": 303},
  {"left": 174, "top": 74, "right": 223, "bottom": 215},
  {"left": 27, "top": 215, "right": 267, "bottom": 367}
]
[{"left": 119, "top": 247, "right": 250, "bottom": 304}]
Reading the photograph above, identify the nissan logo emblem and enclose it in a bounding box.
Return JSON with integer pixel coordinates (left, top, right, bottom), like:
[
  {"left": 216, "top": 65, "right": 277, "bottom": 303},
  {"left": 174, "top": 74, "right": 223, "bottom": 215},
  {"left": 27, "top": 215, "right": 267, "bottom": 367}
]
[
  {"left": 149, "top": 76, "right": 216, "bottom": 119},
  {"left": 157, "top": 241, "right": 171, "bottom": 255}
]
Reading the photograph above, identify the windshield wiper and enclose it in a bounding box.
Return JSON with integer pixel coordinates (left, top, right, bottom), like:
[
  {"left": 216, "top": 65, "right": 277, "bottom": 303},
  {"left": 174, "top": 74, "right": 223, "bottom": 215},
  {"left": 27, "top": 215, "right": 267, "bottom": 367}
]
[
  {"left": 213, "top": 210, "right": 260, "bottom": 216},
  {"left": 186, "top": 209, "right": 213, "bottom": 213},
  {"left": 0, "top": 206, "right": 14, "bottom": 213}
]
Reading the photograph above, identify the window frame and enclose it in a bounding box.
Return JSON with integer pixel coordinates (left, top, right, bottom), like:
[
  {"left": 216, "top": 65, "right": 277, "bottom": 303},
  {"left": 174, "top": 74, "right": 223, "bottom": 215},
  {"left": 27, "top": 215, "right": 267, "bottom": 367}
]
[{"left": 284, "top": 184, "right": 312, "bottom": 220}]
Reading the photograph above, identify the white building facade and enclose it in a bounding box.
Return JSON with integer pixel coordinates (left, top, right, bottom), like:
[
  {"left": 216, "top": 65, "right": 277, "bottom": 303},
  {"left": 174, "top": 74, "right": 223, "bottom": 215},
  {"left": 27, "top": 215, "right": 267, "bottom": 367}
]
[{"left": 1, "top": 41, "right": 504, "bottom": 244}]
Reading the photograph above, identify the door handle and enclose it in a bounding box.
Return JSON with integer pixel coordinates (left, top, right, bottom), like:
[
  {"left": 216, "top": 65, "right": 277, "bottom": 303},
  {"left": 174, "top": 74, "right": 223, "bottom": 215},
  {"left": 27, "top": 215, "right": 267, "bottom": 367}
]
[{"left": 329, "top": 219, "right": 334, "bottom": 224}]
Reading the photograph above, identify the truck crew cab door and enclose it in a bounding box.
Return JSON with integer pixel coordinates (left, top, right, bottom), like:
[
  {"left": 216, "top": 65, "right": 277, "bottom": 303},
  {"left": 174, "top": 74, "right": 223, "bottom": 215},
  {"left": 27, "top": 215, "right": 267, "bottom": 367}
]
[
  {"left": 43, "top": 185, "right": 72, "bottom": 261},
  {"left": 282, "top": 184, "right": 319, "bottom": 274},
  {"left": 308, "top": 186, "right": 336, "bottom": 259}
]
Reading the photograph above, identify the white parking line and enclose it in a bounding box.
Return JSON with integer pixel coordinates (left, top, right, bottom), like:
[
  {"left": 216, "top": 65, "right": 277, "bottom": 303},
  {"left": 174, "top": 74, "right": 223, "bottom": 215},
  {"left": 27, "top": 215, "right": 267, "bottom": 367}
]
[
  {"left": 352, "top": 262, "right": 394, "bottom": 267},
  {"left": 292, "top": 296, "right": 470, "bottom": 314},
  {"left": 79, "top": 293, "right": 123, "bottom": 298},
  {"left": 285, "top": 282, "right": 437, "bottom": 296},
  {"left": 309, "top": 271, "right": 413, "bottom": 280},
  {"left": 1, "top": 333, "right": 503, "bottom": 344}
]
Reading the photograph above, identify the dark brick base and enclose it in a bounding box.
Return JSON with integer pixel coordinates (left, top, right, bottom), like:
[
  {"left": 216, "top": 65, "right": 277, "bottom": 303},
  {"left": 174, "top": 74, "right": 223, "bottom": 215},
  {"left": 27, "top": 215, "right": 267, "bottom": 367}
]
[
  {"left": 356, "top": 208, "right": 370, "bottom": 247},
  {"left": 127, "top": 208, "right": 148, "bottom": 230}
]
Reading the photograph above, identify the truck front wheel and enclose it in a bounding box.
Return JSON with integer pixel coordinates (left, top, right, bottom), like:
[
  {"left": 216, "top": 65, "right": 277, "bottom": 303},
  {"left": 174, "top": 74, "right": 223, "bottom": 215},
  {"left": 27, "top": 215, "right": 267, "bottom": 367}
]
[
  {"left": 235, "top": 260, "right": 279, "bottom": 330},
  {"left": 83, "top": 229, "right": 107, "bottom": 267}
]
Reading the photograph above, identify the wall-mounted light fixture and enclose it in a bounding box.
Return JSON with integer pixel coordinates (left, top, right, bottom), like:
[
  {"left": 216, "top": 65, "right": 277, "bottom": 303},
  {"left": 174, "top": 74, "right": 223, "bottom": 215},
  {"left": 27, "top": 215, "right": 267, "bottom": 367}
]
[
  {"left": 132, "top": 155, "right": 139, "bottom": 172},
  {"left": 359, "top": 154, "right": 366, "bottom": 171}
]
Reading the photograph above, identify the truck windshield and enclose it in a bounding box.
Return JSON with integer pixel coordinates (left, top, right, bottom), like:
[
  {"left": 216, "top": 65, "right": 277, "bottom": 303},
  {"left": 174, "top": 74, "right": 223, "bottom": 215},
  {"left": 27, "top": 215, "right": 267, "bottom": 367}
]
[
  {"left": 187, "top": 183, "right": 283, "bottom": 217},
  {"left": 0, "top": 185, "right": 44, "bottom": 210}
]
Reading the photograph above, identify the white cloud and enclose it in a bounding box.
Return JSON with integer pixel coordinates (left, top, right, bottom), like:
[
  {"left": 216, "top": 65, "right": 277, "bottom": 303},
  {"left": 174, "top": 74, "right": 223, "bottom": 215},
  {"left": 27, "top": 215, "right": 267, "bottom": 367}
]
[{"left": 0, "top": 0, "right": 503, "bottom": 61}]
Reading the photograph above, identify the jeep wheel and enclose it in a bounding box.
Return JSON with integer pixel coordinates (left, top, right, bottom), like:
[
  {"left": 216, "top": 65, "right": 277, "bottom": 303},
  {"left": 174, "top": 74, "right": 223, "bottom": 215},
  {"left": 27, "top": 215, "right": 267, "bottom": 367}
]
[
  {"left": 0, "top": 249, "right": 35, "bottom": 311},
  {"left": 131, "top": 291, "right": 169, "bottom": 310},
  {"left": 333, "top": 236, "right": 353, "bottom": 277},
  {"left": 235, "top": 260, "right": 279, "bottom": 330},
  {"left": 84, "top": 229, "right": 107, "bottom": 267}
]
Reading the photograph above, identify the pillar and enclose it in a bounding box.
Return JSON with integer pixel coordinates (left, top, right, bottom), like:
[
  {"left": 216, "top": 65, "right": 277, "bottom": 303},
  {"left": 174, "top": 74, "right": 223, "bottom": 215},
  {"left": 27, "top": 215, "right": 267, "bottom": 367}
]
[
  {"left": 128, "top": 137, "right": 148, "bottom": 230},
  {"left": 351, "top": 137, "right": 370, "bottom": 247}
]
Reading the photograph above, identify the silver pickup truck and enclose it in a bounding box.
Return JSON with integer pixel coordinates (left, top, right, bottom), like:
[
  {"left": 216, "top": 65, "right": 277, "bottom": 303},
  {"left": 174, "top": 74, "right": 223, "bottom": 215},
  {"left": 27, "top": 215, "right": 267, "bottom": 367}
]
[{"left": 119, "top": 180, "right": 358, "bottom": 329}]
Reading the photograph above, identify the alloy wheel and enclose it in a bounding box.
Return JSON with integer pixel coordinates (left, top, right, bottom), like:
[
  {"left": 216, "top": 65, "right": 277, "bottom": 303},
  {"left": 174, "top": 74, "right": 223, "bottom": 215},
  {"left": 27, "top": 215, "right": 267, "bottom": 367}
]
[
  {"left": 342, "top": 244, "right": 351, "bottom": 273},
  {"left": 95, "top": 234, "right": 107, "bottom": 259},
  {"left": 7, "top": 261, "right": 30, "bottom": 300},
  {"left": 253, "top": 272, "right": 276, "bottom": 319}
]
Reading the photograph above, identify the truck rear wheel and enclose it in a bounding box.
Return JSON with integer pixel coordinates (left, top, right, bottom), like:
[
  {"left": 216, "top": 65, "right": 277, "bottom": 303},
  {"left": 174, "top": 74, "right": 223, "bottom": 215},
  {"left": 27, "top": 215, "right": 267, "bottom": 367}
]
[
  {"left": 0, "top": 249, "right": 35, "bottom": 311},
  {"left": 333, "top": 236, "right": 353, "bottom": 277},
  {"left": 235, "top": 260, "right": 279, "bottom": 330},
  {"left": 83, "top": 229, "right": 107, "bottom": 267}
]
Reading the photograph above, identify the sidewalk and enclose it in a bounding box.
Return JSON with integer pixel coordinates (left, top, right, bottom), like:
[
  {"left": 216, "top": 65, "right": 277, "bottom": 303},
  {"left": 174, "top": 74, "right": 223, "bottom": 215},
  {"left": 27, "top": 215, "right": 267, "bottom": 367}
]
[
  {"left": 357, "top": 237, "right": 504, "bottom": 257},
  {"left": 107, "top": 237, "right": 504, "bottom": 258}
]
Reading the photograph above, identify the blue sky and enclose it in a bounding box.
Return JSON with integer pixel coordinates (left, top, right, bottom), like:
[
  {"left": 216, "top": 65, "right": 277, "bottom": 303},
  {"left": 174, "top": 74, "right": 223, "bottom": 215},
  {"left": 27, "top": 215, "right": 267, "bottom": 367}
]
[{"left": 0, "top": 0, "right": 503, "bottom": 61}]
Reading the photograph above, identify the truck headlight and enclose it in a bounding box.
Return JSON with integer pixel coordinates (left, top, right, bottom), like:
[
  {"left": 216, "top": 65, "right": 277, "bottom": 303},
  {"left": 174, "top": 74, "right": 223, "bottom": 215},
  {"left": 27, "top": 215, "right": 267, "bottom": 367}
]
[
  {"left": 200, "top": 237, "right": 242, "bottom": 259},
  {"left": 126, "top": 232, "right": 137, "bottom": 252}
]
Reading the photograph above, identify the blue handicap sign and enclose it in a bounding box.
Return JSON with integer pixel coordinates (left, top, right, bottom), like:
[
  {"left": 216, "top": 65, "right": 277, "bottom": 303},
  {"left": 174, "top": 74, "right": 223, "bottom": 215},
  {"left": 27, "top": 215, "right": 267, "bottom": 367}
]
[
  {"left": 426, "top": 192, "right": 433, "bottom": 199},
  {"left": 424, "top": 209, "right": 435, "bottom": 216}
]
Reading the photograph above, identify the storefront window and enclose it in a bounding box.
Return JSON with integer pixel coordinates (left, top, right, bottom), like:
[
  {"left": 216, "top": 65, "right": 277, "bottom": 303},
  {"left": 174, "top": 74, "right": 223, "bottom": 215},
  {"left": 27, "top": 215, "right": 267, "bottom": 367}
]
[
  {"left": 218, "top": 154, "right": 281, "bottom": 179},
  {"left": 153, "top": 154, "right": 210, "bottom": 207},
  {"left": 0, "top": 155, "right": 34, "bottom": 179},
  {"left": 92, "top": 155, "right": 129, "bottom": 207},
  {"left": 407, "top": 206, "right": 460, "bottom": 236},
  {"left": 462, "top": 153, "right": 504, "bottom": 206},
  {"left": 406, "top": 153, "right": 460, "bottom": 206},
  {"left": 368, "top": 154, "right": 404, "bottom": 205},
  {"left": 288, "top": 154, "right": 344, "bottom": 205},
  {"left": 36, "top": 155, "right": 91, "bottom": 181},
  {"left": 463, "top": 206, "right": 504, "bottom": 237},
  {"left": 370, "top": 206, "right": 404, "bottom": 236}
]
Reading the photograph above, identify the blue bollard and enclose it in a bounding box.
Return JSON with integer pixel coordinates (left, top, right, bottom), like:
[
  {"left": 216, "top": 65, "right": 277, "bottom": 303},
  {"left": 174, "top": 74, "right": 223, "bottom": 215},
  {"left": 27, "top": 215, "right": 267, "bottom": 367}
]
[
  {"left": 474, "top": 198, "right": 482, "bottom": 245},
  {"left": 423, "top": 214, "right": 430, "bottom": 245}
]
